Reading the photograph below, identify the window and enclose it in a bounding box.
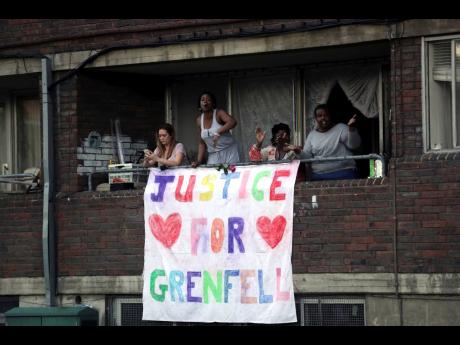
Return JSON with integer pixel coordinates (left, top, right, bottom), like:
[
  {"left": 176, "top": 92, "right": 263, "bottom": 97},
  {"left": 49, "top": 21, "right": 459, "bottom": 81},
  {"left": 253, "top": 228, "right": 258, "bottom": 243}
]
[
  {"left": 166, "top": 60, "right": 386, "bottom": 179},
  {"left": 0, "top": 94, "right": 41, "bottom": 191},
  {"left": 424, "top": 36, "right": 460, "bottom": 151}
]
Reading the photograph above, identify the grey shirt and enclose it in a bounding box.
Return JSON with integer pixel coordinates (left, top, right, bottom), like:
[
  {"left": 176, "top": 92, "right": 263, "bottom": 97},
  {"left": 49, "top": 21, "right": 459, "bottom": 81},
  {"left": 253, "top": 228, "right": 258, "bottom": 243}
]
[{"left": 302, "top": 123, "right": 361, "bottom": 174}]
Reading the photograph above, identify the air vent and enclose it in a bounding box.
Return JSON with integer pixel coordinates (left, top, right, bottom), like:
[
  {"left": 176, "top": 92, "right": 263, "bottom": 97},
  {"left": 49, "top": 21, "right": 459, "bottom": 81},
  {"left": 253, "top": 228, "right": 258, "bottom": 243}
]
[{"left": 296, "top": 296, "right": 366, "bottom": 326}]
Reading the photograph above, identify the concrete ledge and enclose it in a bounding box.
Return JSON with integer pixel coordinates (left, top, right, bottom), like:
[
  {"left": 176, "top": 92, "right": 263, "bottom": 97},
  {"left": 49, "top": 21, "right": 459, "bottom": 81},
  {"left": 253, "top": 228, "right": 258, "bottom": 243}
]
[
  {"left": 294, "top": 273, "right": 395, "bottom": 294},
  {"left": 294, "top": 273, "right": 460, "bottom": 294},
  {"left": 3, "top": 273, "right": 460, "bottom": 296},
  {"left": 58, "top": 275, "right": 143, "bottom": 294},
  {"left": 53, "top": 24, "right": 388, "bottom": 72},
  {"left": 0, "top": 277, "right": 44, "bottom": 295}
]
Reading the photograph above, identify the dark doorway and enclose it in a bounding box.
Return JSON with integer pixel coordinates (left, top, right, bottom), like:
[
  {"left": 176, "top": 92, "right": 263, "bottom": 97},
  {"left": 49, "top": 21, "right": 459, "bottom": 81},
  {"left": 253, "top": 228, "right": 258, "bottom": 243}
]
[{"left": 327, "top": 83, "right": 379, "bottom": 179}]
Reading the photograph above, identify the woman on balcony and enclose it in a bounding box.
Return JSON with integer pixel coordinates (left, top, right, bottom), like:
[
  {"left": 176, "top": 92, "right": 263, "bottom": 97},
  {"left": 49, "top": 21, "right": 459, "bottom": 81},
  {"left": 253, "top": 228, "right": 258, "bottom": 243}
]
[
  {"left": 249, "top": 123, "right": 303, "bottom": 162},
  {"left": 303, "top": 104, "right": 361, "bottom": 181},
  {"left": 192, "top": 92, "right": 240, "bottom": 167},
  {"left": 143, "top": 123, "right": 188, "bottom": 168}
]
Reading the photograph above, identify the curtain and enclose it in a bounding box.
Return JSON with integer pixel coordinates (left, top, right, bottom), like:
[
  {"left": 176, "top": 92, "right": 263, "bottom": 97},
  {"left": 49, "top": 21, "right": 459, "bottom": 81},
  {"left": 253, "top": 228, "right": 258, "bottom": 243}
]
[
  {"left": 231, "top": 72, "right": 294, "bottom": 162},
  {"left": 16, "top": 97, "right": 41, "bottom": 172},
  {"left": 305, "top": 64, "right": 381, "bottom": 130}
]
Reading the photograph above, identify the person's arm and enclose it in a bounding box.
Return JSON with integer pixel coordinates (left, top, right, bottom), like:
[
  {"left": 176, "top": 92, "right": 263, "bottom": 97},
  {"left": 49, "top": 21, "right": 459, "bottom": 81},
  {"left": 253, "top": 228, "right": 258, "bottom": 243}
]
[
  {"left": 192, "top": 117, "right": 206, "bottom": 167},
  {"left": 215, "top": 109, "right": 237, "bottom": 134},
  {"left": 342, "top": 115, "right": 361, "bottom": 149},
  {"left": 155, "top": 144, "right": 186, "bottom": 167},
  {"left": 302, "top": 134, "right": 313, "bottom": 159},
  {"left": 143, "top": 149, "right": 157, "bottom": 167},
  {"left": 249, "top": 127, "right": 266, "bottom": 161}
]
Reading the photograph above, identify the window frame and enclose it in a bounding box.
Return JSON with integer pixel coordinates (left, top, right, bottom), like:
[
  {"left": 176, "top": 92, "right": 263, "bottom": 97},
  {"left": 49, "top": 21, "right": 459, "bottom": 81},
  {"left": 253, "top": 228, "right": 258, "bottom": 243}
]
[{"left": 422, "top": 34, "right": 460, "bottom": 153}]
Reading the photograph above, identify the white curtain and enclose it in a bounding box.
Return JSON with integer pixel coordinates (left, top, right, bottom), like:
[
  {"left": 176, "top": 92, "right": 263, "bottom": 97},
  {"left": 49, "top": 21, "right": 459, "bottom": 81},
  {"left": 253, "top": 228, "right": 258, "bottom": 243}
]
[{"left": 305, "top": 64, "right": 381, "bottom": 130}]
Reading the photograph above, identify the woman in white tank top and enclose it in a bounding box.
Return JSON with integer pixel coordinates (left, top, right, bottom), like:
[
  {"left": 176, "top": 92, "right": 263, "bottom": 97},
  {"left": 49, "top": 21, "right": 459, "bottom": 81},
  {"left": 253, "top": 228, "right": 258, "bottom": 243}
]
[{"left": 192, "top": 92, "right": 240, "bottom": 166}]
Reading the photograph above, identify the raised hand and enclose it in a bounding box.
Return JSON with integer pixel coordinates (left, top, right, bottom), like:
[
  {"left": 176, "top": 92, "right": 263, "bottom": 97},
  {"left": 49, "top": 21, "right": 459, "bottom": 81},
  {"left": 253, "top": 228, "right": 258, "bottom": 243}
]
[
  {"left": 347, "top": 114, "right": 358, "bottom": 127},
  {"left": 255, "top": 127, "right": 266, "bottom": 147}
]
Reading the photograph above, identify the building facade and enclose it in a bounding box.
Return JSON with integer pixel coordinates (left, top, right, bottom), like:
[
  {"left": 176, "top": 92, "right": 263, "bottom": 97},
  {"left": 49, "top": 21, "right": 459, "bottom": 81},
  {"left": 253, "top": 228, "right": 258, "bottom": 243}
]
[{"left": 1, "top": 19, "right": 460, "bottom": 326}]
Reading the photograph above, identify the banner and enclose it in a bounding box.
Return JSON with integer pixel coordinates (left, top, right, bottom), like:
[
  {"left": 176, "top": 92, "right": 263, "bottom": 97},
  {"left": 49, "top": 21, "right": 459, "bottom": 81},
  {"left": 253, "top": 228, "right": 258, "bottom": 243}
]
[{"left": 142, "top": 161, "right": 299, "bottom": 323}]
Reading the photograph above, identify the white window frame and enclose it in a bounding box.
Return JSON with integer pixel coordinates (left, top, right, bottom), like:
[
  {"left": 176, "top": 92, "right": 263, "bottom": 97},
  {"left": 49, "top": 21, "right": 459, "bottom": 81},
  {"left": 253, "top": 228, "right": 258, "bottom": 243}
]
[{"left": 422, "top": 34, "right": 460, "bottom": 152}]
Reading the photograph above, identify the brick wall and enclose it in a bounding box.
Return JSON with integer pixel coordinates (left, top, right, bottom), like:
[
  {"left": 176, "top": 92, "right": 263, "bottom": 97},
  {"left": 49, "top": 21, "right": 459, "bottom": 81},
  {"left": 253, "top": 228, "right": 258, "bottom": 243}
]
[
  {"left": 396, "top": 155, "right": 460, "bottom": 273},
  {"left": 0, "top": 19, "right": 349, "bottom": 56},
  {"left": 2, "top": 25, "right": 460, "bottom": 279},
  {"left": 56, "top": 190, "right": 145, "bottom": 276},
  {"left": 391, "top": 37, "right": 423, "bottom": 158},
  {"left": 0, "top": 194, "right": 43, "bottom": 278},
  {"left": 53, "top": 71, "right": 165, "bottom": 192},
  {"left": 293, "top": 178, "right": 394, "bottom": 273}
]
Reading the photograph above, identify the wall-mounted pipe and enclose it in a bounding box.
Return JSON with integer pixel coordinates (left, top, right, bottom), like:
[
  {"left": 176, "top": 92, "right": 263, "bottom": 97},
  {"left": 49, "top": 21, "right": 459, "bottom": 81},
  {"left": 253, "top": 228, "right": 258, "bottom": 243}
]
[{"left": 41, "top": 57, "right": 57, "bottom": 306}]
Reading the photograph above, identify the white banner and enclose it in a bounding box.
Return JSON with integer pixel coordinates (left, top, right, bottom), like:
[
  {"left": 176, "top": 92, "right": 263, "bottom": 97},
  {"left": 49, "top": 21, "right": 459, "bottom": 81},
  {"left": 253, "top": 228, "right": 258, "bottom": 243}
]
[{"left": 142, "top": 161, "right": 299, "bottom": 324}]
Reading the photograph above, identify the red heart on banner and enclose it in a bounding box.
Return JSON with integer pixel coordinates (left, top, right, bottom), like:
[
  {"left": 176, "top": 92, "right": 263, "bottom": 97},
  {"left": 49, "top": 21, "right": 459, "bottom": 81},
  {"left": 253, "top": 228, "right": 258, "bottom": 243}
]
[
  {"left": 256, "top": 215, "right": 287, "bottom": 249},
  {"left": 148, "top": 213, "right": 182, "bottom": 248}
]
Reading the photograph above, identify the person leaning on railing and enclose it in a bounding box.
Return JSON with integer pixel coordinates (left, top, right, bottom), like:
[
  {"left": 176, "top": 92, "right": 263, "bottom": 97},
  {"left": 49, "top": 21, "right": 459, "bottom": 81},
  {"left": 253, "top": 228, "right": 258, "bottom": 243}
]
[
  {"left": 249, "top": 123, "right": 303, "bottom": 162},
  {"left": 143, "top": 123, "right": 189, "bottom": 168},
  {"left": 302, "top": 104, "right": 361, "bottom": 181}
]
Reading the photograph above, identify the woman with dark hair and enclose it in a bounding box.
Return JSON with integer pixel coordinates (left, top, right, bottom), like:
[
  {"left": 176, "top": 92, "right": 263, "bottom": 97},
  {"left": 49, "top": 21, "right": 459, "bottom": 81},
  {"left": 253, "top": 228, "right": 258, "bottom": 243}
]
[
  {"left": 303, "top": 104, "right": 361, "bottom": 180},
  {"left": 143, "top": 123, "right": 188, "bottom": 168},
  {"left": 192, "top": 91, "right": 240, "bottom": 167},
  {"left": 249, "top": 123, "right": 303, "bottom": 161}
]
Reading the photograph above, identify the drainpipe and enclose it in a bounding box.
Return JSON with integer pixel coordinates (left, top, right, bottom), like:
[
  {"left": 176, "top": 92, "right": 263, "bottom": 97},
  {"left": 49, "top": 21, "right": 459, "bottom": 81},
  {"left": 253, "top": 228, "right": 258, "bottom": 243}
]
[
  {"left": 389, "top": 25, "right": 403, "bottom": 326},
  {"left": 41, "top": 57, "right": 57, "bottom": 306}
]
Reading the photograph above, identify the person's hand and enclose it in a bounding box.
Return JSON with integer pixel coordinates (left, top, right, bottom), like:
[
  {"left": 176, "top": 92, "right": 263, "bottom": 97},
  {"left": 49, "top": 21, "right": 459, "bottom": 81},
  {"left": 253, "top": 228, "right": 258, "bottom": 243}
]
[
  {"left": 212, "top": 132, "right": 220, "bottom": 148},
  {"left": 144, "top": 149, "right": 153, "bottom": 158},
  {"left": 347, "top": 114, "right": 358, "bottom": 127},
  {"left": 191, "top": 161, "right": 200, "bottom": 168},
  {"left": 150, "top": 154, "right": 159, "bottom": 163},
  {"left": 275, "top": 131, "right": 289, "bottom": 145},
  {"left": 283, "top": 144, "right": 302, "bottom": 154},
  {"left": 255, "top": 127, "right": 266, "bottom": 148}
]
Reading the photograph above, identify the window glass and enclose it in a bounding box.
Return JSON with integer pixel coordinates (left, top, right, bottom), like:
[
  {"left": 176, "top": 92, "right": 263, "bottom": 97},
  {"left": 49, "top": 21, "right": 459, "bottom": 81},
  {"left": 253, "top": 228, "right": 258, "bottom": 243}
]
[
  {"left": 231, "top": 72, "right": 294, "bottom": 162},
  {"left": 455, "top": 41, "right": 460, "bottom": 147},
  {"left": 0, "top": 103, "right": 8, "bottom": 174},
  {"left": 16, "top": 97, "right": 41, "bottom": 172},
  {"left": 427, "top": 40, "right": 453, "bottom": 150}
]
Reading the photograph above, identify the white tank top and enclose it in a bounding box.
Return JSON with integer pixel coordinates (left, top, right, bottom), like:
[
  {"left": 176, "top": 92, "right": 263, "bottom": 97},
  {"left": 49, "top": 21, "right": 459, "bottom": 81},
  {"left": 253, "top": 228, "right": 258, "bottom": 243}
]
[{"left": 200, "top": 109, "right": 236, "bottom": 153}]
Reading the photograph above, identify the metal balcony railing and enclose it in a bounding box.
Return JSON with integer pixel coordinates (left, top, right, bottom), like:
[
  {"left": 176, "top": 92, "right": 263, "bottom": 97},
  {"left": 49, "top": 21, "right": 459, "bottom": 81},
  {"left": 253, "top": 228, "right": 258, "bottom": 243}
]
[{"left": 84, "top": 154, "right": 386, "bottom": 192}]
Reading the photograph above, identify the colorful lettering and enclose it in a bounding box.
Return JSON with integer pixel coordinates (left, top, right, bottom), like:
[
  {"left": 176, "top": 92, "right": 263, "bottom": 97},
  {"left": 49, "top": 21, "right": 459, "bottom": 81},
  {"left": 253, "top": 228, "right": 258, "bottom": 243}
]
[
  {"left": 150, "top": 269, "right": 168, "bottom": 302},
  {"left": 191, "top": 218, "right": 208, "bottom": 255},
  {"left": 169, "top": 270, "right": 185, "bottom": 302},
  {"left": 228, "top": 217, "right": 245, "bottom": 254},
  {"left": 203, "top": 271, "right": 223, "bottom": 304},
  {"left": 187, "top": 271, "right": 202, "bottom": 303},
  {"left": 210, "top": 218, "right": 224, "bottom": 253},
  {"left": 270, "top": 169, "right": 290, "bottom": 201},
  {"left": 199, "top": 174, "right": 217, "bottom": 201},
  {"left": 276, "top": 267, "right": 289, "bottom": 301},
  {"left": 258, "top": 269, "right": 273, "bottom": 304},
  {"left": 224, "top": 270, "right": 240, "bottom": 303},
  {"left": 175, "top": 175, "right": 196, "bottom": 202},
  {"left": 220, "top": 172, "right": 240, "bottom": 199},
  {"left": 238, "top": 170, "right": 250, "bottom": 199},
  {"left": 150, "top": 175, "right": 175, "bottom": 202},
  {"left": 240, "top": 270, "right": 257, "bottom": 304},
  {"left": 251, "top": 170, "right": 270, "bottom": 201}
]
